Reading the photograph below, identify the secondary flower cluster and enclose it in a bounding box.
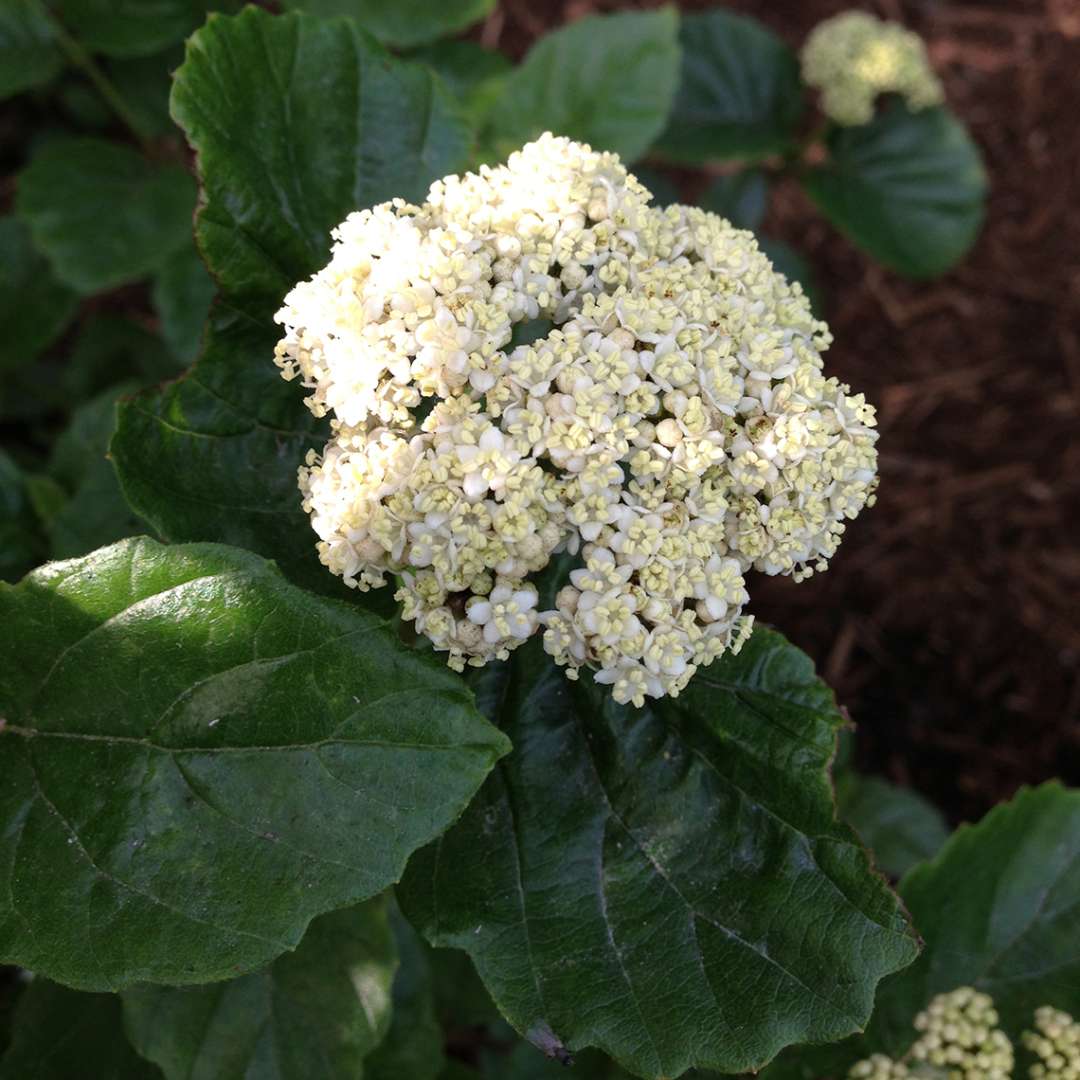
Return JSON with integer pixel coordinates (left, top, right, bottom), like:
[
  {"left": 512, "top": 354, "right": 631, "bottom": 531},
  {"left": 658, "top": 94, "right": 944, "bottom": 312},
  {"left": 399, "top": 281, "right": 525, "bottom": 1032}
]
[
  {"left": 910, "top": 987, "right": 1014, "bottom": 1080},
  {"left": 846, "top": 991, "right": 1079, "bottom": 1080},
  {"left": 274, "top": 134, "right": 879, "bottom": 704},
  {"left": 801, "top": 11, "right": 944, "bottom": 126},
  {"left": 1025, "top": 1007, "right": 1080, "bottom": 1080}
]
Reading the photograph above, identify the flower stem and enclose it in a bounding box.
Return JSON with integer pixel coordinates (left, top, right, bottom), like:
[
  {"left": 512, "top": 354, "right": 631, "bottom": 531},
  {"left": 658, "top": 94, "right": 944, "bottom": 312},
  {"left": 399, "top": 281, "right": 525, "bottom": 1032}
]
[{"left": 43, "top": 3, "right": 150, "bottom": 150}]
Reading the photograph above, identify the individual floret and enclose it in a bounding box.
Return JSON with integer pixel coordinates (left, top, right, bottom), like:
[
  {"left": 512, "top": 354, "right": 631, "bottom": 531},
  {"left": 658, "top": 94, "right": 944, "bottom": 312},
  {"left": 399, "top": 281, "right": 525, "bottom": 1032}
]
[{"left": 801, "top": 11, "right": 944, "bottom": 126}]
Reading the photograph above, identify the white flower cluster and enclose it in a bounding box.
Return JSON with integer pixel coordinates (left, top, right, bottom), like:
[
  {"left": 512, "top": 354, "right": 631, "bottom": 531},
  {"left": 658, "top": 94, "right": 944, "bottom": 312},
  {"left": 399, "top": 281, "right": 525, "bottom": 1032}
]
[
  {"left": 801, "top": 11, "right": 944, "bottom": 126},
  {"left": 1025, "top": 1007, "right": 1080, "bottom": 1080},
  {"left": 274, "top": 134, "right": 879, "bottom": 704}
]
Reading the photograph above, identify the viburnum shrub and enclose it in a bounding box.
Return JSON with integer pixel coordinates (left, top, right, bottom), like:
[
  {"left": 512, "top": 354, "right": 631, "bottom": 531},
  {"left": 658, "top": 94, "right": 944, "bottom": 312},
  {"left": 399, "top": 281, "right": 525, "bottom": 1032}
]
[{"left": 0, "top": 4, "right": 1069, "bottom": 1080}]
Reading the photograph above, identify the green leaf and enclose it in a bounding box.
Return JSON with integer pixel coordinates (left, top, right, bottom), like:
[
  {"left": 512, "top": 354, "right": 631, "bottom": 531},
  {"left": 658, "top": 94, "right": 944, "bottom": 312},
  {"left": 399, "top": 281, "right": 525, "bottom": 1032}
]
[
  {"left": 0, "top": 979, "right": 161, "bottom": 1080},
  {"left": 760, "top": 782, "right": 1080, "bottom": 1080},
  {"left": 122, "top": 899, "right": 396, "bottom": 1080},
  {"left": 64, "top": 313, "right": 180, "bottom": 402},
  {"left": 366, "top": 903, "right": 446, "bottom": 1080},
  {"left": 283, "top": 0, "right": 495, "bottom": 48},
  {"left": 0, "top": 451, "right": 48, "bottom": 582},
  {"left": 656, "top": 11, "right": 803, "bottom": 164},
  {"left": 170, "top": 6, "right": 472, "bottom": 317},
  {"left": 400, "top": 630, "right": 918, "bottom": 1078},
  {"left": 111, "top": 304, "right": 332, "bottom": 586},
  {"left": 0, "top": 536, "right": 510, "bottom": 990},
  {"left": 758, "top": 238, "right": 823, "bottom": 317},
  {"left": 15, "top": 137, "right": 196, "bottom": 293},
  {"left": 54, "top": 0, "right": 240, "bottom": 58},
  {"left": 837, "top": 774, "right": 949, "bottom": 880},
  {"left": 411, "top": 40, "right": 511, "bottom": 124},
  {"left": 152, "top": 243, "right": 215, "bottom": 364},
  {"left": 108, "top": 46, "right": 185, "bottom": 138},
  {"left": 47, "top": 382, "right": 148, "bottom": 558},
  {"left": 699, "top": 168, "right": 769, "bottom": 230},
  {"left": 0, "top": 216, "right": 79, "bottom": 372},
  {"left": 0, "top": 0, "right": 62, "bottom": 100},
  {"left": 486, "top": 9, "right": 681, "bottom": 163},
  {"left": 802, "top": 103, "right": 987, "bottom": 278}
]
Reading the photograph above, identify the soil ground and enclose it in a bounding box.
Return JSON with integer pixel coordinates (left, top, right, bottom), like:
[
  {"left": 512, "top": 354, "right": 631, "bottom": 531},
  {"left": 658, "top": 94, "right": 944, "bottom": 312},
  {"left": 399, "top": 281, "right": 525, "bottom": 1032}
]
[{"left": 488, "top": 0, "right": 1080, "bottom": 823}]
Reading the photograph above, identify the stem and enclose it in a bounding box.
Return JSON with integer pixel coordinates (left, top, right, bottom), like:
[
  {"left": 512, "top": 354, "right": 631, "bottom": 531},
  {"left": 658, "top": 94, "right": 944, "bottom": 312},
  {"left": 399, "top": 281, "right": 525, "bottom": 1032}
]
[{"left": 43, "top": 3, "right": 150, "bottom": 149}]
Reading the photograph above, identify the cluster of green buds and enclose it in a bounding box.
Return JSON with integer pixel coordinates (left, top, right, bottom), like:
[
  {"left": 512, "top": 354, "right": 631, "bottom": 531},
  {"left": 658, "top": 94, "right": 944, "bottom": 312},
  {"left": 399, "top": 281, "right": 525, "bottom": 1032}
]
[
  {"left": 848, "top": 1053, "right": 908, "bottom": 1079},
  {"left": 1024, "top": 1007, "right": 1080, "bottom": 1080},
  {"left": 845, "top": 991, "right": 1080, "bottom": 1080},
  {"left": 801, "top": 10, "right": 945, "bottom": 126},
  {"left": 910, "top": 987, "right": 1014, "bottom": 1079}
]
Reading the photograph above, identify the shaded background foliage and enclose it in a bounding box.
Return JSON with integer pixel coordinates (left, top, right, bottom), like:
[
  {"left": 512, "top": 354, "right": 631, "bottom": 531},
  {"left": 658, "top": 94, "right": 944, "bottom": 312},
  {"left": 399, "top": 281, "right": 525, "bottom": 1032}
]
[{"left": 0, "top": 0, "right": 1077, "bottom": 1075}]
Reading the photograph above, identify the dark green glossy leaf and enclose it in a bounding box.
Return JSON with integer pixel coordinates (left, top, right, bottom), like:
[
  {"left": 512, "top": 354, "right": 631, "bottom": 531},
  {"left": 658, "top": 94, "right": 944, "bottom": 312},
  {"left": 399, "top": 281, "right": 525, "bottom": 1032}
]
[
  {"left": 0, "top": 536, "right": 510, "bottom": 990},
  {"left": 47, "top": 382, "right": 148, "bottom": 558},
  {"left": 837, "top": 774, "right": 948, "bottom": 880},
  {"left": 761, "top": 782, "right": 1080, "bottom": 1080},
  {"left": 170, "top": 6, "right": 472, "bottom": 317},
  {"left": 0, "top": 216, "right": 78, "bottom": 372},
  {"left": 699, "top": 168, "right": 769, "bottom": 230},
  {"left": 152, "top": 242, "right": 215, "bottom": 364},
  {"left": 411, "top": 40, "right": 511, "bottom": 124},
  {"left": 111, "top": 304, "right": 332, "bottom": 587},
  {"left": 0, "top": 979, "right": 161, "bottom": 1080},
  {"left": 0, "top": 451, "right": 48, "bottom": 582},
  {"left": 802, "top": 103, "right": 987, "bottom": 278},
  {"left": 486, "top": 9, "right": 680, "bottom": 163},
  {"left": 54, "top": 0, "right": 240, "bottom": 58},
  {"left": 400, "top": 630, "right": 918, "bottom": 1078},
  {"left": 367, "top": 903, "right": 446, "bottom": 1080},
  {"left": 122, "top": 899, "right": 396, "bottom": 1080},
  {"left": 0, "top": 0, "right": 62, "bottom": 99},
  {"left": 656, "top": 11, "right": 803, "bottom": 164},
  {"left": 15, "top": 137, "right": 196, "bottom": 293},
  {"left": 283, "top": 0, "right": 494, "bottom": 48},
  {"left": 758, "top": 238, "right": 823, "bottom": 317}
]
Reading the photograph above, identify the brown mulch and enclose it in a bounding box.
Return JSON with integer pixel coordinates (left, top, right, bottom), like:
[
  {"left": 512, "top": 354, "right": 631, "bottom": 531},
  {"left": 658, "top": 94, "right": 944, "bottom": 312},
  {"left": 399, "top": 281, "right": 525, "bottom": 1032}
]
[{"left": 484, "top": 0, "right": 1080, "bottom": 823}]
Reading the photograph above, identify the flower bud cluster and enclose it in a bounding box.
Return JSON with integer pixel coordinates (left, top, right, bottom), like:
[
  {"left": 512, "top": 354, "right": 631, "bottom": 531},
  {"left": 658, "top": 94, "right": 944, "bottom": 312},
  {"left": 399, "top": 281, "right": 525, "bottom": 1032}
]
[
  {"left": 910, "top": 987, "right": 1014, "bottom": 1080},
  {"left": 1024, "top": 1007, "right": 1080, "bottom": 1080},
  {"left": 801, "top": 11, "right": 944, "bottom": 126},
  {"left": 848, "top": 1054, "right": 908, "bottom": 1080},
  {"left": 275, "top": 134, "right": 878, "bottom": 701}
]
